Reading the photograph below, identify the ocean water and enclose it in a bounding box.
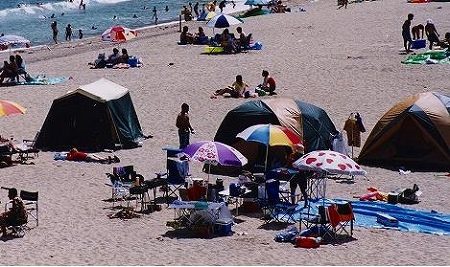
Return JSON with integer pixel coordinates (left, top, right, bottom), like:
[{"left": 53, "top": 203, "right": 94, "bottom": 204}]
[{"left": 0, "top": 0, "right": 248, "bottom": 47}]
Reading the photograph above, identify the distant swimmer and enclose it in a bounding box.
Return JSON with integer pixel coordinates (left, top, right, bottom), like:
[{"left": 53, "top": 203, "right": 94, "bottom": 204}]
[
  {"left": 113, "top": 15, "right": 118, "bottom": 19},
  {"left": 91, "top": 24, "right": 97, "bottom": 30},
  {"left": 132, "top": 14, "right": 138, "bottom": 18},
  {"left": 165, "top": 5, "right": 169, "bottom": 12},
  {"left": 61, "top": 12, "right": 65, "bottom": 16},
  {"left": 50, "top": 13, "right": 55, "bottom": 18}
]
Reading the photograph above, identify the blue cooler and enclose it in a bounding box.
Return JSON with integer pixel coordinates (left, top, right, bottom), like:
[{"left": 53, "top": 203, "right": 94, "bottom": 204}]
[
  {"left": 411, "top": 39, "right": 426, "bottom": 49},
  {"left": 128, "top": 57, "right": 138, "bottom": 67},
  {"left": 214, "top": 220, "right": 233, "bottom": 236}
]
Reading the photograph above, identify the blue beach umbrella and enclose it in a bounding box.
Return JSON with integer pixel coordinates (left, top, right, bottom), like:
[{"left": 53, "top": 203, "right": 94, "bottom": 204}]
[{"left": 206, "top": 13, "right": 243, "bottom": 29}]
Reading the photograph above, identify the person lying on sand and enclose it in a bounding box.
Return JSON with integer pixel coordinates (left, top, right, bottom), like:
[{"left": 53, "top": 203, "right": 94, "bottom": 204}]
[{"left": 65, "top": 147, "right": 120, "bottom": 164}]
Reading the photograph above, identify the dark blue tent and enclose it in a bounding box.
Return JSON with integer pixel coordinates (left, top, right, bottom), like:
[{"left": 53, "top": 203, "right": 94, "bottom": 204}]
[
  {"left": 213, "top": 98, "right": 338, "bottom": 174},
  {"left": 35, "top": 78, "right": 145, "bottom": 152}
]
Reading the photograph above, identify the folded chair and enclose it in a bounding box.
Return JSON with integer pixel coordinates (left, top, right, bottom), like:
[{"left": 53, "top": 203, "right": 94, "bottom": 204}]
[{"left": 258, "top": 179, "right": 297, "bottom": 224}]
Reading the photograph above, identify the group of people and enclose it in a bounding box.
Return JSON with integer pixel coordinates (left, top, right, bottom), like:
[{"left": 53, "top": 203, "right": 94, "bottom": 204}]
[
  {"left": 0, "top": 54, "right": 27, "bottom": 85},
  {"left": 51, "top": 21, "right": 84, "bottom": 44},
  {"left": 90, "top": 48, "right": 130, "bottom": 68},
  {"left": 402, "top": 13, "right": 450, "bottom": 52},
  {"left": 211, "top": 70, "right": 277, "bottom": 99},
  {"left": 179, "top": 26, "right": 209, "bottom": 45}
]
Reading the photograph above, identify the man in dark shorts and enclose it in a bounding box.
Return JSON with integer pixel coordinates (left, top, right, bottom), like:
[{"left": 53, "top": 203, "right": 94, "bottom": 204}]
[
  {"left": 402, "top": 13, "right": 414, "bottom": 53},
  {"left": 176, "top": 103, "right": 195, "bottom": 149}
]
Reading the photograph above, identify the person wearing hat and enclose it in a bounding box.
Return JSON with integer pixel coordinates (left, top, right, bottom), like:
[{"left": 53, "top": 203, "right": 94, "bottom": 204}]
[
  {"left": 0, "top": 188, "right": 27, "bottom": 237},
  {"left": 425, "top": 18, "right": 440, "bottom": 50}
]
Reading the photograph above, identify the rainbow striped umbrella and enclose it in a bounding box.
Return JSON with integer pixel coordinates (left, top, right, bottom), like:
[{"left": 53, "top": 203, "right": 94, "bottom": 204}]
[
  {"left": 237, "top": 124, "right": 303, "bottom": 171},
  {"left": 0, "top": 100, "right": 26, "bottom": 117}
]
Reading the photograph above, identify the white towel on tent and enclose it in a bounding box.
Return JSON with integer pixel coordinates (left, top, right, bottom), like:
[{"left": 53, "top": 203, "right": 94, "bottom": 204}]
[{"left": 332, "top": 131, "right": 349, "bottom": 156}]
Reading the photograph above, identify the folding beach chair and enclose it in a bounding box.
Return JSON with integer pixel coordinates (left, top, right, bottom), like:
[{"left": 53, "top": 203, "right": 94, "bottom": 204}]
[
  {"left": 327, "top": 202, "right": 354, "bottom": 238},
  {"left": 258, "top": 179, "right": 297, "bottom": 224}
]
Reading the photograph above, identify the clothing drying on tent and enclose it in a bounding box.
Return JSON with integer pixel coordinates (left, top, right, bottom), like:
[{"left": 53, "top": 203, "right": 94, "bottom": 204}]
[
  {"left": 212, "top": 98, "right": 338, "bottom": 174},
  {"left": 358, "top": 92, "right": 450, "bottom": 170},
  {"left": 35, "top": 78, "right": 145, "bottom": 152}
]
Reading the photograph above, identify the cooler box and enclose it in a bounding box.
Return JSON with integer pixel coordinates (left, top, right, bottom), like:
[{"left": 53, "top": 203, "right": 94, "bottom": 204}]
[
  {"left": 214, "top": 220, "right": 233, "bottom": 236},
  {"left": 377, "top": 213, "right": 399, "bottom": 227},
  {"left": 411, "top": 39, "right": 426, "bottom": 49},
  {"left": 128, "top": 57, "right": 138, "bottom": 67}
]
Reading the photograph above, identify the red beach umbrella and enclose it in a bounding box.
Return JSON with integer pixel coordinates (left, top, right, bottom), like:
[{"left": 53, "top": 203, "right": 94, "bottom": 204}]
[
  {"left": 101, "top": 25, "right": 137, "bottom": 43},
  {"left": 0, "top": 99, "right": 26, "bottom": 117}
]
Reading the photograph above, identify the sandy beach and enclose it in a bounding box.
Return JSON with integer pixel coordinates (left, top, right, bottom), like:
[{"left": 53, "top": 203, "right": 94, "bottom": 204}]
[{"left": 1, "top": 0, "right": 450, "bottom": 265}]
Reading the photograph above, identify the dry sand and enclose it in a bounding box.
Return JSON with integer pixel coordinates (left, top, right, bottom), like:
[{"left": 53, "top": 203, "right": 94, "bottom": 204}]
[{"left": 1, "top": 0, "right": 450, "bottom": 265}]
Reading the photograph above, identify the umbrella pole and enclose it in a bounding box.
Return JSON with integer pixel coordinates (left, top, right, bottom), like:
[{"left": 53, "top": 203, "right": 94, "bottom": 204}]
[
  {"left": 264, "top": 145, "right": 269, "bottom": 173},
  {"left": 205, "top": 163, "right": 211, "bottom": 200}
]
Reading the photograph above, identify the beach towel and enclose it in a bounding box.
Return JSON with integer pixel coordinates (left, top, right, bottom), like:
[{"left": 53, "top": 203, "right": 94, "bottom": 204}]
[
  {"left": 401, "top": 49, "right": 450, "bottom": 64},
  {"left": 17, "top": 75, "right": 71, "bottom": 85}
]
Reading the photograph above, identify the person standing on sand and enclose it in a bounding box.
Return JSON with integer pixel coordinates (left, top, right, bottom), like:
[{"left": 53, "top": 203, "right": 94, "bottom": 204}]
[
  {"left": 176, "top": 103, "right": 195, "bottom": 149},
  {"left": 78, "top": 29, "right": 83, "bottom": 39},
  {"left": 51, "top": 21, "right": 58, "bottom": 44},
  {"left": 152, "top": 6, "right": 158, "bottom": 24},
  {"left": 65, "top": 24, "right": 72, "bottom": 41},
  {"left": 402, "top": 13, "right": 414, "bottom": 53},
  {"left": 425, "top": 19, "right": 440, "bottom": 50},
  {"left": 194, "top": 2, "right": 199, "bottom": 18}
]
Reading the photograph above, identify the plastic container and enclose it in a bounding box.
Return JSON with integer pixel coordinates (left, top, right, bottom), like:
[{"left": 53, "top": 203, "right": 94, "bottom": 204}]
[{"left": 128, "top": 57, "right": 138, "bottom": 67}]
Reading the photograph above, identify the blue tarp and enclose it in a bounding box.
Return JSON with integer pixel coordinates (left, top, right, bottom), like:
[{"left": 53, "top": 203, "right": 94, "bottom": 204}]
[
  {"left": 280, "top": 199, "right": 450, "bottom": 236},
  {"left": 340, "top": 199, "right": 450, "bottom": 236}
]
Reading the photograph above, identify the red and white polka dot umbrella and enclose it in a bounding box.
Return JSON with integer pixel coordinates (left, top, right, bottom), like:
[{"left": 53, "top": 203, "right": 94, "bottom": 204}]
[{"left": 293, "top": 150, "right": 366, "bottom": 176}]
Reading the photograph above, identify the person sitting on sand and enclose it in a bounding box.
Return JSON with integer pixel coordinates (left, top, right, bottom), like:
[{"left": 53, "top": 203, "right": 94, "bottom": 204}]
[
  {"left": 118, "top": 48, "right": 129, "bottom": 63},
  {"left": 0, "top": 188, "right": 27, "bottom": 237},
  {"left": 220, "top": 28, "right": 235, "bottom": 53},
  {"left": 258, "top": 70, "right": 277, "bottom": 95},
  {"left": 236, "top": 27, "right": 247, "bottom": 48},
  {"left": 0, "top": 56, "right": 18, "bottom": 84},
  {"left": 211, "top": 75, "right": 249, "bottom": 98},
  {"left": 194, "top": 26, "right": 208, "bottom": 44},
  {"left": 66, "top": 147, "right": 119, "bottom": 164},
  {"left": 107, "top": 48, "right": 120, "bottom": 64},
  {"left": 180, "top": 26, "right": 194, "bottom": 44},
  {"left": 438, "top": 32, "right": 450, "bottom": 49}
]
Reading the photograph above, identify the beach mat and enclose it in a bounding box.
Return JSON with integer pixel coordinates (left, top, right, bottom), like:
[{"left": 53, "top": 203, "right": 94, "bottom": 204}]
[
  {"left": 17, "top": 75, "right": 71, "bottom": 85},
  {"left": 402, "top": 50, "right": 450, "bottom": 64}
]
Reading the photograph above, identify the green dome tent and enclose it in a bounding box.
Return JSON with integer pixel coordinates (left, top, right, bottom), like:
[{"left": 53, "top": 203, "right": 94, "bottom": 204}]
[
  {"left": 35, "top": 78, "right": 145, "bottom": 152},
  {"left": 212, "top": 98, "right": 338, "bottom": 174},
  {"left": 358, "top": 92, "right": 450, "bottom": 170}
]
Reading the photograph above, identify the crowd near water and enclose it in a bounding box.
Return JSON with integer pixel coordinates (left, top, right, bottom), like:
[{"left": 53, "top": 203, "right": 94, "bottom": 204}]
[{"left": 0, "top": 0, "right": 243, "bottom": 47}]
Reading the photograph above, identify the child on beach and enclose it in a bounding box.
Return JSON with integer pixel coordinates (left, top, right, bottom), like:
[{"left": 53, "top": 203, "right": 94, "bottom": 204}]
[
  {"left": 402, "top": 13, "right": 414, "bottom": 53},
  {"left": 257, "top": 70, "right": 277, "bottom": 95},
  {"left": 176, "top": 103, "right": 195, "bottom": 149},
  {"left": 65, "top": 24, "right": 72, "bottom": 41},
  {"left": 211, "top": 75, "right": 249, "bottom": 98}
]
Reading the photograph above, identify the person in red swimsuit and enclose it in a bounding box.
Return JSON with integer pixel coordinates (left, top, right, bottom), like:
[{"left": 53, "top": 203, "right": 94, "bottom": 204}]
[{"left": 261, "top": 70, "right": 277, "bottom": 95}]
